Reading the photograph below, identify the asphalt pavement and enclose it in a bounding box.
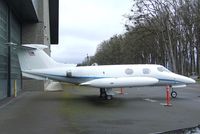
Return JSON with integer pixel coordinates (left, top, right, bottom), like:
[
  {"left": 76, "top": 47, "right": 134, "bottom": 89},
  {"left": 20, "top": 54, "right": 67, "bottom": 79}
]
[{"left": 0, "top": 84, "right": 200, "bottom": 134}]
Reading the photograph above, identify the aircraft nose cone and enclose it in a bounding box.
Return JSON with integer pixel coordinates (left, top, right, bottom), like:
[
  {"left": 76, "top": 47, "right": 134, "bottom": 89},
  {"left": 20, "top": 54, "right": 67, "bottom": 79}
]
[
  {"left": 175, "top": 74, "right": 196, "bottom": 84},
  {"left": 188, "top": 78, "right": 196, "bottom": 84},
  {"left": 183, "top": 76, "right": 196, "bottom": 84}
]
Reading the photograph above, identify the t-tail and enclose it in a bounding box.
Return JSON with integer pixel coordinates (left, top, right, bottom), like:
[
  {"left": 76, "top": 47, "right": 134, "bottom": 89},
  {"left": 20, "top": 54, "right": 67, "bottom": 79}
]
[{"left": 17, "top": 44, "right": 76, "bottom": 79}]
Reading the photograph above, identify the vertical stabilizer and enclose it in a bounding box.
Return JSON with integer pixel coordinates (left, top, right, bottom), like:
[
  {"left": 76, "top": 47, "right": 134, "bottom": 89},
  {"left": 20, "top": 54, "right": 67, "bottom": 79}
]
[{"left": 17, "top": 44, "right": 74, "bottom": 71}]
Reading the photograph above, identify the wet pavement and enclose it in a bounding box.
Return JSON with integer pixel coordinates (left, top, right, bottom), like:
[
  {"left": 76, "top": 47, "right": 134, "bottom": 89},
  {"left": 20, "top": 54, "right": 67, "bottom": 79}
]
[{"left": 0, "top": 84, "right": 200, "bottom": 134}]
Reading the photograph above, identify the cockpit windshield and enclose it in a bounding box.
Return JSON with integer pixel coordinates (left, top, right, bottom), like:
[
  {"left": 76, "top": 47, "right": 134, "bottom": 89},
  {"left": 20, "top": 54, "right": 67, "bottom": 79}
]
[{"left": 157, "top": 66, "right": 171, "bottom": 73}]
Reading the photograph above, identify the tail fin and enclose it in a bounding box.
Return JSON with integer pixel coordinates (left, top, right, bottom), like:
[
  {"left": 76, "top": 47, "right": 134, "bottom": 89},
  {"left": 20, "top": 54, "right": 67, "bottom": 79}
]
[{"left": 17, "top": 44, "right": 76, "bottom": 71}]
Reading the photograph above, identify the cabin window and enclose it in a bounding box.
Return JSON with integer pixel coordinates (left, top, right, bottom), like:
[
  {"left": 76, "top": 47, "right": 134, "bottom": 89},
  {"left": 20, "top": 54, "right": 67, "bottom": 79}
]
[
  {"left": 157, "top": 67, "right": 171, "bottom": 72},
  {"left": 157, "top": 67, "right": 164, "bottom": 72},
  {"left": 143, "top": 68, "right": 150, "bottom": 74},
  {"left": 66, "top": 71, "right": 72, "bottom": 77},
  {"left": 125, "top": 68, "right": 133, "bottom": 75}
]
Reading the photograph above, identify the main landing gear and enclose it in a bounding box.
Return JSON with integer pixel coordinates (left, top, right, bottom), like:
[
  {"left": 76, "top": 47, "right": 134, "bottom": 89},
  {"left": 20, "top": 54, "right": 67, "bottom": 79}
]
[{"left": 99, "top": 88, "right": 113, "bottom": 100}]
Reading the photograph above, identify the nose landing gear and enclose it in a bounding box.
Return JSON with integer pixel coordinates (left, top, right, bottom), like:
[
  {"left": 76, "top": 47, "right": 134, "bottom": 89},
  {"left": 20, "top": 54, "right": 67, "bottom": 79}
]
[
  {"left": 171, "top": 90, "right": 177, "bottom": 98},
  {"left": 166, "top": 85, "right": 177, "bottom": 98}
]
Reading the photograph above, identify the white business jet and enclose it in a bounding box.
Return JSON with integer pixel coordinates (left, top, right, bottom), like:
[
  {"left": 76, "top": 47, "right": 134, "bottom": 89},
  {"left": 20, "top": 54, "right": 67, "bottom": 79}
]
[{"left": 17, "top": 44, "right": 196, "bottom": 100}]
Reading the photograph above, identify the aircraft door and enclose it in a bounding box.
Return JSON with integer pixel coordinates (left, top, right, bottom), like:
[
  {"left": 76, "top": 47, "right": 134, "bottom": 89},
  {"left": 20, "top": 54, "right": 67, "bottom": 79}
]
[{"left": 66, "top": 70, "right": 72, "bottom": 77}]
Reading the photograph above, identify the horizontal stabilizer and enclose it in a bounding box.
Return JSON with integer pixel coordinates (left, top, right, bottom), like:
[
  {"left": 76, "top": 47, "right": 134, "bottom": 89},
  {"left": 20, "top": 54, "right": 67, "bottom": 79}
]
[
  {"left": 21, "top": 44, "right": 48, "bottom": 50},
  {"left": 22, "top": 72, "right": 46, "bottom": 80}
]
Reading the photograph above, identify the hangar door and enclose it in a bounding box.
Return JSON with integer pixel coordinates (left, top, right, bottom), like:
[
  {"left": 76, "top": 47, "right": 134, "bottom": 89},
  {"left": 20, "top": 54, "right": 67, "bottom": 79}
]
[
  {"left": 0, "top": 0, "right": 22, "bottom": 99},
  {"left": 10, "top": 12, "right": 22, "bottom": 95},
  {"left": 0, "top": 0, "right": 8, "bottom": 99}
]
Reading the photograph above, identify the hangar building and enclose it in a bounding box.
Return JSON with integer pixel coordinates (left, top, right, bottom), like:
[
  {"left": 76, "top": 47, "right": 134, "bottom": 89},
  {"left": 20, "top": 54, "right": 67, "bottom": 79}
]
[{"left": 0, "top": 0, "right": 59, "bottom": 100}]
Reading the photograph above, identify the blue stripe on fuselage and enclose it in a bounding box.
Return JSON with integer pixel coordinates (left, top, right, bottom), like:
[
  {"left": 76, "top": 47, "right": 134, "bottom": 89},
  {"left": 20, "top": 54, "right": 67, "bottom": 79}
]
[{"left": 27, "top": 72, "right": 184, "bottom": 85}]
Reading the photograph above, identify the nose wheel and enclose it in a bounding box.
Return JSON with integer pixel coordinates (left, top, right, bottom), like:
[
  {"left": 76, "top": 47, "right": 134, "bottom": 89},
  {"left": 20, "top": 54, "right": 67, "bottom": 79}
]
[{"left": 171, "top": 91, "right": 177, "bottom": 98}]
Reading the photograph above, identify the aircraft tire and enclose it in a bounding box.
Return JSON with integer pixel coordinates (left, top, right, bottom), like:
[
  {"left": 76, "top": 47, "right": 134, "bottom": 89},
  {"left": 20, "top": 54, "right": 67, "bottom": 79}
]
[
  {"left": 106, "top": 95, "right": 113, "bottom": 100},
  {"left": 100, "top": 88, "right": 106, "bottom": 98},
  {"left": 101, "top": 92, "right": 107, "bottom": 98},
  {"left": 171, "top": 91, "right": 177, "bottom": 98}
]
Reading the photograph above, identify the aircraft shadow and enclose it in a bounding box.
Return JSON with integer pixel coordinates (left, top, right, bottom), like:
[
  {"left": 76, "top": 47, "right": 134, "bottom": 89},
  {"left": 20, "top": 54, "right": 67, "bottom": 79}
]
[{"left": 35, "top": 92, "right": 190, "bottom": 108}]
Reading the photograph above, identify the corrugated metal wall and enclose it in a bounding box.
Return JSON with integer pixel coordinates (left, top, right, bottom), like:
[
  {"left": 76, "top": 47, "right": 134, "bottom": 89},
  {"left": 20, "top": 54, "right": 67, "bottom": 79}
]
[
  {"left": 0, "top": 0, "right": 8, "bottom": 100},
  {"left": 10, "top": 11, "right": 22, "bottom": 94},
  {"left": 0, "top": 0, "right": 21, "bottom": 100}
]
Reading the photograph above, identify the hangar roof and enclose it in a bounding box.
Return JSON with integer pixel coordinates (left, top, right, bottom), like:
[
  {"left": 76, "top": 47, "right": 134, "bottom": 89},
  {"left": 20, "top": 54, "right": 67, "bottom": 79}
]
[{"left": 6, "top": 0, "right": 59, "bottom": 44}]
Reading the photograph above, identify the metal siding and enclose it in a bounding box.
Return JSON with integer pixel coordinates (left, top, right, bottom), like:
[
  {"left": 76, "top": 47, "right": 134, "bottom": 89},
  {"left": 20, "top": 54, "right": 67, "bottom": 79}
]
[
  {"left": 0, "top": 80, "right": 7, "bottom": 99},
  {"left": 0, "top": 0, "right": 8, "bottom": 79},
  {"left": 10, "top": 11, "right": 21, "bottom": 92},
  {"left": 0, "top": 0, "right": 8, "bottom": 99},
  {"left": 0, "top": 0, "right": 22, "bottom": 99},
  {"left": 0, "top": 0, "right": 8, "bottom": 44}
]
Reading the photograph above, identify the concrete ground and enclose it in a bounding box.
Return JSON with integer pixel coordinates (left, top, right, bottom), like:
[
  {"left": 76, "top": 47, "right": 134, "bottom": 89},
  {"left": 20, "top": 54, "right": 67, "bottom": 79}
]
[{"left": 0, "top": 84, "right": 200, "bottom": 134}]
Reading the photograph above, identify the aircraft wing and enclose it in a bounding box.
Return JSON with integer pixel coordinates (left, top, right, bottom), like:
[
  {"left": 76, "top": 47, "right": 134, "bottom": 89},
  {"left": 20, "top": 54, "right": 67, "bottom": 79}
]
[{"left": 80, "top": 77, "right": 159, "bottom": 88}]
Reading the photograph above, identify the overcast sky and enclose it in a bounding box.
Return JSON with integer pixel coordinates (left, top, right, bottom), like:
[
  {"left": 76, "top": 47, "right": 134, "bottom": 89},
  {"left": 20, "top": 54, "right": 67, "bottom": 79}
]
[{"left": 51, "top": 0, "right": 132, "bottom": 64}]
